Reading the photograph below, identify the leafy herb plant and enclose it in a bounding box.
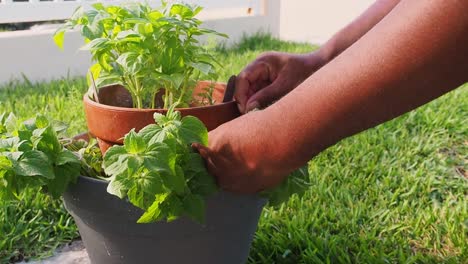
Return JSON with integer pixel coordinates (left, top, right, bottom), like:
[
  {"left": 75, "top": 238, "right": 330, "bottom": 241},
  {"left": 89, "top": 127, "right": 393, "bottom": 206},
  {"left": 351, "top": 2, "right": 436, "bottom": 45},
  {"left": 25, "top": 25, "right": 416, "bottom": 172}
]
[
  {"left": 0, "top": 113, "right": 81, "bottom": 200},
  {"left": 54, "top": 2, "right": 227, "bottom": 109},
  {"left": 103, "top": 106, "right": 217, "bottom": 223}
]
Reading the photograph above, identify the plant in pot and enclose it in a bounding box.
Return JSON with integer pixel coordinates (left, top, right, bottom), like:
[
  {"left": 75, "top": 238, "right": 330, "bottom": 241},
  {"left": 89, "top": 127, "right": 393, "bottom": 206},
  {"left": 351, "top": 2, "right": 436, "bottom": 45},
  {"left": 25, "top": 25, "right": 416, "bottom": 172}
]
[
  {"left": 0, "top": 2, "right": 312, "bottom": 264},
  {"left": 53, "top": 1, "right": 236, "bottom": 154}
]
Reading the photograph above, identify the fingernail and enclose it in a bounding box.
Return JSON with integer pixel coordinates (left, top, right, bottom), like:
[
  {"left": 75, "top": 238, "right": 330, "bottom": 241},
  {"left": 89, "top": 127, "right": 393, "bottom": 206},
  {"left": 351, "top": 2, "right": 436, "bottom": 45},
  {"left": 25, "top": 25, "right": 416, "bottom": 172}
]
[
  {"left": 236, "top": 101, "right": 244, "bottom": 114},
  {"left": 246, "top": 101, "right": 260, "bottom": 113}
]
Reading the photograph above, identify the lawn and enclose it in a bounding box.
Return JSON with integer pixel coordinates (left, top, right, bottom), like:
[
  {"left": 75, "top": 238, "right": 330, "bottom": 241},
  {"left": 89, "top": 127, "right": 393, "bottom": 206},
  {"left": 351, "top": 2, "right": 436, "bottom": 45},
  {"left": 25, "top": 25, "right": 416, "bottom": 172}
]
[{"left": 0, "top": 35, "right": 467, "bottom": 263}]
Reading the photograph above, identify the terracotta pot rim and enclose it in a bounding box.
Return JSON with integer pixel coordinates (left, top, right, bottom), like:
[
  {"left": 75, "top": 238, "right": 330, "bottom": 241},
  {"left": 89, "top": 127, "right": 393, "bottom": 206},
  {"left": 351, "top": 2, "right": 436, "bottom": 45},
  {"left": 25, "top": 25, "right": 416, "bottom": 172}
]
[{"left": 84, "top": 81, "right": 237, "bottom": 113}]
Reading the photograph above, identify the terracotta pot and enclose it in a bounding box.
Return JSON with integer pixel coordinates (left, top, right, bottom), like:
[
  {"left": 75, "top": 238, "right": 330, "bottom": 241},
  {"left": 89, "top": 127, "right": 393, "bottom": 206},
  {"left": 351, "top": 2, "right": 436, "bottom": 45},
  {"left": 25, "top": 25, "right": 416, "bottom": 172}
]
[{"left": 84, "top": 81, "right": 240, "bottom": 153}]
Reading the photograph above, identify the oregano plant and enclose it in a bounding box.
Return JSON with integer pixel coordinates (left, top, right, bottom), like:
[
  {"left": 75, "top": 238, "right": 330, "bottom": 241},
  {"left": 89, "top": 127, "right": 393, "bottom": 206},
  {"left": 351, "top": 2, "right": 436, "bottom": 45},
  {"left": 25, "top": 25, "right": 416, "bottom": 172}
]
[
  {"left": 54, "top": 2, "right": 227, "bottom": 109},
  {"left": 103, "top": 106, "right": 217, "bottom": 223},
  {"left": 0, "top": 113, "right": 81, "bottom": 200}
]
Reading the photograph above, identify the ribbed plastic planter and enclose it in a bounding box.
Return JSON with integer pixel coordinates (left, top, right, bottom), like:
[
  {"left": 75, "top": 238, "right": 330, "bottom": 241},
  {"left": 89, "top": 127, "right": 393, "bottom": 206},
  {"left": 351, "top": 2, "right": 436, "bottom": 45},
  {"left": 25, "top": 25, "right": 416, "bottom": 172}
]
[{"left": 63, "top": 176, "right": 266, "bottom": 264}]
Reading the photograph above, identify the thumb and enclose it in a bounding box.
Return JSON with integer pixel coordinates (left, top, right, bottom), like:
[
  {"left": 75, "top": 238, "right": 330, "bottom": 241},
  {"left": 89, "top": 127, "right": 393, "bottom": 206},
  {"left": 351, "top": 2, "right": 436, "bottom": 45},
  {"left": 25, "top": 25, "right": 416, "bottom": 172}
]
[{"left": 191, "top": 143, "right": 211, "bottom": 160}]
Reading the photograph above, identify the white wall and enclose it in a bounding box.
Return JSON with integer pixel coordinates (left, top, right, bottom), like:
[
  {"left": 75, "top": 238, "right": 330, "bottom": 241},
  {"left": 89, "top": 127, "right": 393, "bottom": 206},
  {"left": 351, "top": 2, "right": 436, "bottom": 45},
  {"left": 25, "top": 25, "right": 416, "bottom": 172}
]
[
  {"left": 279, "top": 0, "right": 375, "bottom": 44},
  {"left": 0, "top": 28, "right": 91, "bottom": 84}
]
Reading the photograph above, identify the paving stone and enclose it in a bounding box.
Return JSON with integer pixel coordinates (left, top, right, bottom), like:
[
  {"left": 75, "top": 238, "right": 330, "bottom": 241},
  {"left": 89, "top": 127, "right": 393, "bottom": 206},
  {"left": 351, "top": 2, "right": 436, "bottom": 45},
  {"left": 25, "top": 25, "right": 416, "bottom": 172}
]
[{"left": 20, "top": 240, "right": 90, "bottom": 264}]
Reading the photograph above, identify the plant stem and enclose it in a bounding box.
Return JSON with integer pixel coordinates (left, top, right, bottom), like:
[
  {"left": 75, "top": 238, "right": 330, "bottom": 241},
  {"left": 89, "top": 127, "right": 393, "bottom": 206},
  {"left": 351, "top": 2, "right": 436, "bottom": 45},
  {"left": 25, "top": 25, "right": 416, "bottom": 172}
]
[
  {"left": 134, "top": 78, "right": 143, "bottom": 109},
  {"left": 123, "top": 76, "right": 138, "bottom": 107},
  {"left": 176, "top": 69, "right": 194, "bottom": 105},
  {"left": 164, "top": 86, "right": 169, "bottom": 109}
]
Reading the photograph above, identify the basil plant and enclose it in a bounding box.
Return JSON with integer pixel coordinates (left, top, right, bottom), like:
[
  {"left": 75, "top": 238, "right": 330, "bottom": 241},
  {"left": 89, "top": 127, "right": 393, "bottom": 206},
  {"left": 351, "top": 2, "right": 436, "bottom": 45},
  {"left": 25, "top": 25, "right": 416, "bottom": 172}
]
[{"left": 54, "top": 2, "right": 227, "bottom": 109}]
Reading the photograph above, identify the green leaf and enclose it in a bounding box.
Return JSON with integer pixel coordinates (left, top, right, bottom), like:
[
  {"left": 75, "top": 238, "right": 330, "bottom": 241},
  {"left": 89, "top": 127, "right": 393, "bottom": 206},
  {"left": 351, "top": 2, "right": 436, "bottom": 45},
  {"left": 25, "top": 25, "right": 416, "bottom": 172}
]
[
  {"left": 56, "top": 149, "right": 80, "bottom": 166},
  {"left": 70, "top": 6, "right": 84, "bottom": 21},
  {"left": 188, "top": 62, "right": 213, "bottom": 75},
  {"left": 5, "top": 113, "right": 17, "bottom": 134},
  {"left": 115, "top": 30, "right": 140, "bottom": 40},
  {"left": 144, "top": 143, "right": 175, "bottom": 174},
  {"left": 51, "top": 120, "right": 69, "bottom": 134},
  {"left": 160, "top": 165, "right": 186, "bottom": 195},
  {"left": 178, "top": 116, "right": 208, "bottom": 145},
  {"left": 103, "top": 145, "right": 127, "bottom": 167},
  {"left": 0, "top": 137, "right": 20, "bottom": 151},
  {"left": 35, "top": 115, "right": 49, "bottom": 128},
  {"left": 153, "top": 112, "right": 170, "bottom": 126},
  {"left": 192, "top": 6, "right": 203, "bottom": 16},
  {"left": 184, "top": 153, "right": 207, "bottom": 174},
  {"left": 128, "top": 184, "right": 146, "bottom": 209},
  {"left": 0, "top": 155, "right": 12, "bottom": 170},
  {"left": 104, "top": 154, "right": 128, "bottom": 177},
  {"left": 170, "top": 4, "right": 194, "bottom": 18},
  {"left": 159, "top": 73, "right": 185, "bottom": 90},
  {"left": 46, "top": 162, "right": 80, "bottom": 199},
  {"left": 183, "top": 194, "right": 205, "bottom": 223},
  {"left": 188, "top": 171, "right": 218, "bottom": 196},
  {"left": 92, "top": 3, "right": 105, "bottom": 11},
  {"left": 138, "top": 124, "right": 163, "bottom": 142},
  {"left": 123, "top": 18, "right": 148, "bottom": 24},
  {"left": 137, "top": 193, "right": 169, "bottom": 223},
  {"left": 95, "top": 73, "right": 122, "bottom": 87},
  {"left": 14, "top": 150, "right": 54, "bottom": 179},
  {"left": 80, "top": 38, "right": 109, "bottom": 51},
  {"left": 53, "top": 30, "right": 65, "bottom": 50},
  {"left": 138, "top": 171, "right": 164, "bottom": 195},
  {"left": 81, "top": 25, "right": 94, "bottom": 40},
  {"left": 97, "top": 52, "right": 112, "bottom": 72},
  {"left": 3, "top": 152, "right": 23, "bottom": 162},
  {"left": 107, "top": 174, "right": 132, "bottom": 199},
  {"left": 116, "top": 52, "right": 142, "bottom": 74},
  {"left": 165, "top": 195, "right": 184, "bottom": 222},
  {"left": 124, "top": 130, "right": 146, "bottom": 154},
  {"left": 147, "top": 11, "right": 163, "bottom": 21},
  {"left": 126, "top": 155, "right": 144, "bottom": 175},
  {"left": 88, "top": 63, "right": 102, "bottom": 87}
]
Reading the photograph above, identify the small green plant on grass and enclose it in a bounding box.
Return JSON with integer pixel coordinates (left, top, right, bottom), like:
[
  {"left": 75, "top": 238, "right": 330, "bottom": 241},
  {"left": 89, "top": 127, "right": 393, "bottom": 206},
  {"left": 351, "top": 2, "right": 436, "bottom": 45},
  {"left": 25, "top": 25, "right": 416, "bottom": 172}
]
[{"left": 54, "top": 2, "right": 227, "bottom": 109}]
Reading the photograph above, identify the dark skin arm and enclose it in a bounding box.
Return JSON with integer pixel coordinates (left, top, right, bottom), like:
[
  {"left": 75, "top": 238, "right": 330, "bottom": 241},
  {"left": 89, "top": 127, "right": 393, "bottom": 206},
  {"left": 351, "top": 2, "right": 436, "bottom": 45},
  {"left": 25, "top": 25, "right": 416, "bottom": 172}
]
[
  {"left": 235, "top": 0, "right": 401, "bottom": 113},
  {"left": 194, "top": 0, "right": 468, "bottom": 193}
]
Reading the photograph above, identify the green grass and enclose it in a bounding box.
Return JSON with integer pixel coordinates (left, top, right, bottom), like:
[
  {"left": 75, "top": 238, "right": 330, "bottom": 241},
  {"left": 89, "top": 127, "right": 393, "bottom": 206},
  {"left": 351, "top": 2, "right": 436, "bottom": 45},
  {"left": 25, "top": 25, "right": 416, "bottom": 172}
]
[{"left": 1, "top": 34, "right": 467, "bottom": 263}]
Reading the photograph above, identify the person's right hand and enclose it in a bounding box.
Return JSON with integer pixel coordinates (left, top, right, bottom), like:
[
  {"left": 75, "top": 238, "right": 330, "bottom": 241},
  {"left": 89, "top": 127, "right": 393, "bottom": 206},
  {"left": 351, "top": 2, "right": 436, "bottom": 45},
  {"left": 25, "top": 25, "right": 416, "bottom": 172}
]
[{"left": 234, "top": 51, "right": 327, "bottom": 113}]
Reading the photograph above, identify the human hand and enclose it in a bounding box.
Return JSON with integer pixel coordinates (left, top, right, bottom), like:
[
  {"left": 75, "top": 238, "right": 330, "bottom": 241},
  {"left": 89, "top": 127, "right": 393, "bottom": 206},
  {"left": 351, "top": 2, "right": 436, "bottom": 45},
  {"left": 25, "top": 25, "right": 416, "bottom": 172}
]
[
  {"left": 235, "top": 51, "right": 326, "bottom": 113},
  {"left": 192, "top": 112, "right": 293, "bottom": 194}
]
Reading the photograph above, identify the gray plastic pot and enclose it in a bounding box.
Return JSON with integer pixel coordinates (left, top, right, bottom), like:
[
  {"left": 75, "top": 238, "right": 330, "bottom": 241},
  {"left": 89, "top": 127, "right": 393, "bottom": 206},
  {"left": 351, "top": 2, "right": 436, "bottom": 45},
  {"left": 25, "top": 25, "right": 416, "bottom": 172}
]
[{"left": 63, "top": 175, "right": 266, "bottom": 264}]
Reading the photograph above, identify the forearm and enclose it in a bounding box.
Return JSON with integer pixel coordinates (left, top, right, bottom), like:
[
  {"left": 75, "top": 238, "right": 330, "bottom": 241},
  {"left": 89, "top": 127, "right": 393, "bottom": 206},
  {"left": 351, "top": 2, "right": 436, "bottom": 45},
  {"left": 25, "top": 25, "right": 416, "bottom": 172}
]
[
  {"left": 262, "top": 0, "right": 468, "bottom": 172},
  {"left": 317, "top": 0, "right": 400, "bottom": 63}
]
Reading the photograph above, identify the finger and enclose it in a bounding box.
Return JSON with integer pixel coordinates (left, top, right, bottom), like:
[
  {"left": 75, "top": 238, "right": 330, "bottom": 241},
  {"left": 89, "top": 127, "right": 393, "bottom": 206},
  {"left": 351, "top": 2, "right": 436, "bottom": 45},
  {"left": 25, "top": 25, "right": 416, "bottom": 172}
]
[
  {"left": 245, "top": 74, "right": 290, "bottom": 112},
  {"left": 191, "top": 143, "right": 211, "bottom": 160},
  {"left": 235, "top": 62, "right": 269, "bottom": 114}
]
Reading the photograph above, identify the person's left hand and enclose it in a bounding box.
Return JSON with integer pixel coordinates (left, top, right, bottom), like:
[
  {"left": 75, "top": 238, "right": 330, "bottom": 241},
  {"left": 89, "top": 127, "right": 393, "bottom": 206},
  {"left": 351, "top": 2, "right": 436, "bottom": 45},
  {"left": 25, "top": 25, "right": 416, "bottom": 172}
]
[{"left": 192, "top": 112, "right": 291, "bottom": 194}]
